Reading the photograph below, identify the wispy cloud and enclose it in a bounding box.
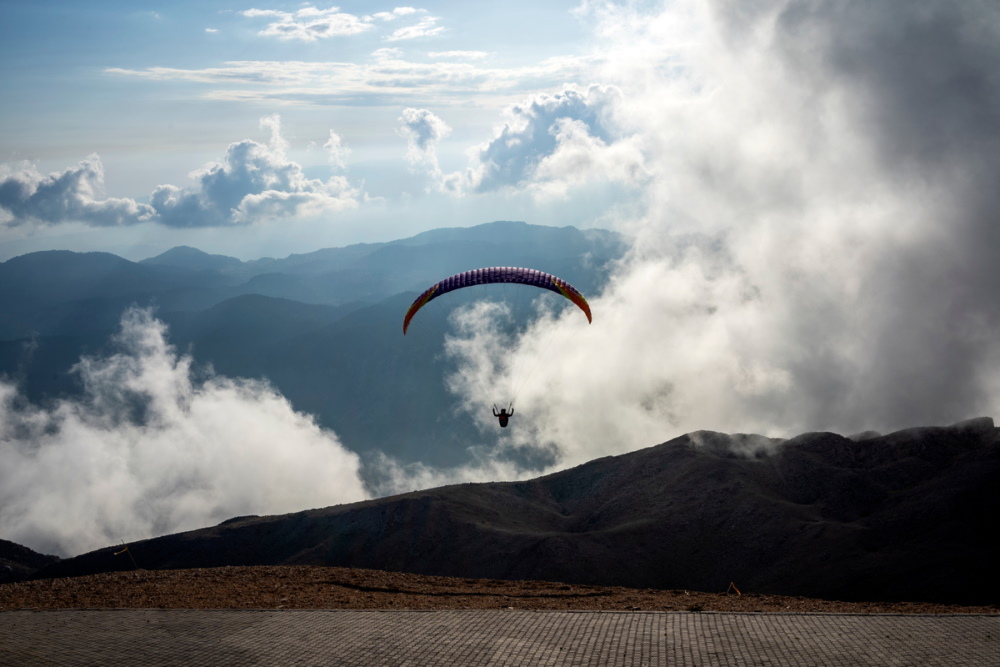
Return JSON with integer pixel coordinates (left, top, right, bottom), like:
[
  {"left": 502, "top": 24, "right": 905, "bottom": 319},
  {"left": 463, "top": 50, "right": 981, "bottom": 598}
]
[
  {"left": 105, "top": 61, "right": 336, "bottom": 86},
  {"left": 323, "top": 130, "right": 351, "bottom": 170},
  {"left": 240, "top": 5, "right": 438, "bottom": 43},
  {"left": 398, "top": 107, "right": 451, "bottom": 183},
  {"left": 242, "top": 6, "right": 373, "bottom": 41},
  {"left": 427, "top": 51, "right": 489, "bottom": 60},
  {"left": 369, "top": 7, "right": 420, "bottom": 22},
  {"left": 105, "top": 52, "right": 602, "bottom": 106},
  {"left": 385, "top": 15, "right": 443, "bottom": 42}
]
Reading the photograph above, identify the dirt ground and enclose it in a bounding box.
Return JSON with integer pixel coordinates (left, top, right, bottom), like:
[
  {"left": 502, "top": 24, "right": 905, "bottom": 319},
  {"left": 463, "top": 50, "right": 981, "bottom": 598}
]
[{"left": 2, "top": 566, "right": 997, "bottom": 613}]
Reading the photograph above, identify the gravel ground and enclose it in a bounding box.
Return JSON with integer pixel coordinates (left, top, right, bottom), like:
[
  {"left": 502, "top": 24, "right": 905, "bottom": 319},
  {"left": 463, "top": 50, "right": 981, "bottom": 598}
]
[{"left": 2, "top": 566, "right": 997, "bottom": 613}]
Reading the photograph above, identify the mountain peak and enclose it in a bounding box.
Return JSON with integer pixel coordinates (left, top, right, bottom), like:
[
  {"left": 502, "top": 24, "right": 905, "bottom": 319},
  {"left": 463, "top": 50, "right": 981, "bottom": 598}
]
[{"left": 141, "top": 246, "right": 242, "bottom": 271}]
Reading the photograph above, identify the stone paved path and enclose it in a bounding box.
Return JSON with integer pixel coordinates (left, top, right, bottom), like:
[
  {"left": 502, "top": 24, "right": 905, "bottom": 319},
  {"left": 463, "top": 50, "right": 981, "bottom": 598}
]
[{"left": 1, "top": 610, "right": 997, "bottom": 666}]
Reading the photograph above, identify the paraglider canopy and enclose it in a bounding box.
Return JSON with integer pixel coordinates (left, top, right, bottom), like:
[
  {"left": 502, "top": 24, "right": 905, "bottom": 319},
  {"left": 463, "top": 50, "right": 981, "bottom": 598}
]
[{"left": 403, "top": 266, "right": 592, "bottom": 334}]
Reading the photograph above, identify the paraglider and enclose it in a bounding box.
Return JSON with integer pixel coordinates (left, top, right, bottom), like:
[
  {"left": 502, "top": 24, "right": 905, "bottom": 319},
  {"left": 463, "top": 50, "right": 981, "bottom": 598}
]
[
  {"left": 402, "top": 267, "right": 592, "bottom": 334},
  {"left": 493, "top": 404, "right": 514, "bottom": 427},
  {"left": 403, "top": 266, "right": 592, "bottom": 428}
]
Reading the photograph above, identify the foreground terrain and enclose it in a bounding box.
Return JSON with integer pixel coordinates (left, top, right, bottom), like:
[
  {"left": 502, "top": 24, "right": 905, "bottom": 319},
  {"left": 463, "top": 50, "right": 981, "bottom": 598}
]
[
  {"left": 2, "top": 566, "right": 997, "bottom": 613},
  {"left": 34, "top": 418, "right": 1000, "bottom": 608}
]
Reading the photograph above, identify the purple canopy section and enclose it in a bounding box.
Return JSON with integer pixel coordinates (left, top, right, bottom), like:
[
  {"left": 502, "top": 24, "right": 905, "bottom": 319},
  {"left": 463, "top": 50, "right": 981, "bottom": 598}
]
[{"left": 403, "top": 267, "right": 592, "bottom": 334}]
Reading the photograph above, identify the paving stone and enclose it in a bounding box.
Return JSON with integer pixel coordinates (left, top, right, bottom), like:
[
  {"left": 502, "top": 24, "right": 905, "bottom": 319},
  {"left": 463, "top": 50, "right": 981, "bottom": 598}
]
[{"left": 1, "top": 610, "right": 997, "bottom": 666}]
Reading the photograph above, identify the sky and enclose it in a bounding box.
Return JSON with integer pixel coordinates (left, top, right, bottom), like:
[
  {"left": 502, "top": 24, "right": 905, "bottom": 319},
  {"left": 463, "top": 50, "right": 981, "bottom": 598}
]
[
  {"left": 4, "top": 0, "right": 1000, "bottom": 557},
  {"left": 0, "top": 0, "right": 625, "bottom": 260}
]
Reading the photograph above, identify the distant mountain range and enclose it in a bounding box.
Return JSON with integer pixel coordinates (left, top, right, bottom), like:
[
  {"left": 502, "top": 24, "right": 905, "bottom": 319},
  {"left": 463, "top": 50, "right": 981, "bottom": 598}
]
[
  {"left": 22, "top": 417, "right": 1000, "bottom": 606},
  {"left": 0, "top": 221, "right": 627, "bottom": 468}
]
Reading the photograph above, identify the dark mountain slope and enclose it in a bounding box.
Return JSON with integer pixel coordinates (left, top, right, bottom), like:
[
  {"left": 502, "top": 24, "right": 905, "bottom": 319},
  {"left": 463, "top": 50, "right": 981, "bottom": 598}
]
[
  {"left": 0, "top": 539, "right": 59, "bottom": 583},
  {"left": 240, "top": 291, "right": 475, "bottom": 466},
  {"left": 35, "top": 418, "right": 1000, "bottom": 605},
  {"left": 0, "top": 335, "right": 96, "bottom": 401},
  {"left": 162, "top": 294, "right": 362, "bottom": 358},
  {"left": 0, "top": 251, "right": 236, "bottom": 339}
]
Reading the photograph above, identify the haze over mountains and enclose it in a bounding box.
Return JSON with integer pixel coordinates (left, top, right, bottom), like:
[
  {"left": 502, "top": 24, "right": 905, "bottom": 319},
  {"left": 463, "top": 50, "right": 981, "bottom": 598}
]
[{"left": 0, "top": 221, "right": 625, "bottom": 470}]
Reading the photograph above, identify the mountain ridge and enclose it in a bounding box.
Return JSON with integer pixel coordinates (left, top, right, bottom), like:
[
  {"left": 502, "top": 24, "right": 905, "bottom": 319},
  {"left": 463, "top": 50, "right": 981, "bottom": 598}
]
[{"left": 30, "top": 417, "right": 1000, "bottom": 606}]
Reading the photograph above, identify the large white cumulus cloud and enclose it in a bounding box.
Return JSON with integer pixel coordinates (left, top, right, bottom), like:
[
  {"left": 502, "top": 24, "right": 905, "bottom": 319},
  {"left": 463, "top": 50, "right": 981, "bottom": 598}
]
[
  {"left": 442, "top": 0, "right": 1000, "bottom": 471},
  {"left": 0, "top": 155, "right": 154, "bottom": 228},
  {"left": 0, "top": 308, "right": 369, "bottom": 557},
  {"left": 151, "top": 115, "right": 359, "bottom": 227},
  {"left": 407, "top": 85, "right": 649, "bottom": 198},
  {"left": 466, "top": 85, "right": 646, "bottom": 195}
]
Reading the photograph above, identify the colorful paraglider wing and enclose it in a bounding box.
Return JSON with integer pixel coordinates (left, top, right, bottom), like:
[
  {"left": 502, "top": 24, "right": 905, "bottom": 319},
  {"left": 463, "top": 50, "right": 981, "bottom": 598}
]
[{"left": 403, "top": 267, "right": 592, "bottom": 334}]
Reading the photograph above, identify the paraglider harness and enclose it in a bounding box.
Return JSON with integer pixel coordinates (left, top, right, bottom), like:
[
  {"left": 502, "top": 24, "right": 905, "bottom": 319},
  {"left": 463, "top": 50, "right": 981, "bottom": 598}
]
[{"left": 493, "top": 403, "right": 514, "bottom": 428}]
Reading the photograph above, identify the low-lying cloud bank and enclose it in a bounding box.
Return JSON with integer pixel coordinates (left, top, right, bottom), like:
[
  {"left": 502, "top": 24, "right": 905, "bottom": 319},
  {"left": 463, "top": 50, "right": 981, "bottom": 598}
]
[
  {"left": 0, "top": 308, "right": 369, "bottom": 557},
  {"left": 442, "top": 0, "right": 1000, "bottom": 469}
]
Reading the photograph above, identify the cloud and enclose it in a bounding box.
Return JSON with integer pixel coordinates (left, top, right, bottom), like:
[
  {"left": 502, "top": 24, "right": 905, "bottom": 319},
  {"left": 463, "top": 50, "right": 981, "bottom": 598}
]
[
  {"left": 241, "top": 5, "right": 439, "bottom": 43},
  {"left": 366, "top": 449, "right": 530, "bottom": 498},
  {"left": 370, "top": 8, "right": 421, "bottom": 22},
  {"left": 0, "top": 156, "right": 154, "bottom": 228},
  {"left": 439, "top": 85, "right": 647, "bottom": 197},
  {"left": 106, "top": 61, "right": 334, "bottom": 86},
  {"left": 438, "top": 0, "right": 1000, "bottom": 472},
  {"left": 385, "top": 15, "right": 443, "bottom": 42},
  {"left": 323, "top": 130, "right": 351, "bottom": 170},
  {"left": 399, "top": 108, "right": 451, "bottom": 154},
  {"left": 1, "top": 116, "right": 361, "bottom": 229},
  {"left": 106, "top": 53, "right": 602, "bottom": 106},
  {"left": 427, "top": 51, "right": 489, "bottom": 60},
  {"left": 150, "top": 114, "right": 360, "bottom": 227},
  {"left": 398, "top": 107, "right": 452, "bottom": 188},
  {"left": 0, "top": 308, "right": 369, "bottom": 557},
  {"left": 371, "top": 47, "right": 403, "bottom": 61},
  {"left": 242, "top": 6, "right": 373, "bottom": 41},
  {"left": 468, "top": 86, "right": 618, "bottom": 190},
  {"left": 528, "top": 116, "right": 649, "bottom": 198}
]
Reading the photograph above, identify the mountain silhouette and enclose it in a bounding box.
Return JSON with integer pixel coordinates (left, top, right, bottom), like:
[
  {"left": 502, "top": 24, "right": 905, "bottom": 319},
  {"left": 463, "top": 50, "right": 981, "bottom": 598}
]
[
  {"left": 0, "top": 539, "right": 59, "bottom": 583},
  {"left": 140, "top": 245, "right": 242, "bottom": 272}
]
